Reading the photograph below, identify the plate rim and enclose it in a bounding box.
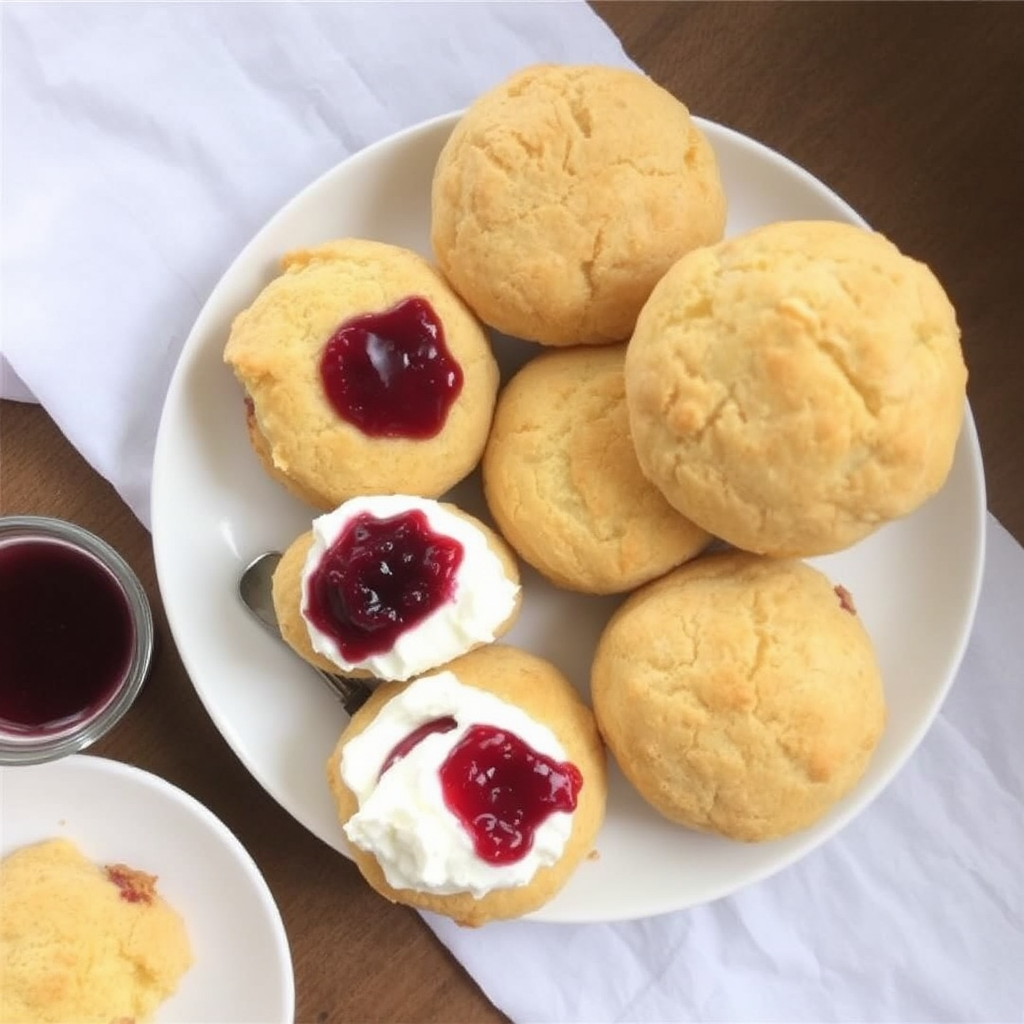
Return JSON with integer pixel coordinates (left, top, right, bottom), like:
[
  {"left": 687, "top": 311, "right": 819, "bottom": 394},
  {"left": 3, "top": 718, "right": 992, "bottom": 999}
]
[{"left": 0, "top": 752, "right": 296, "bottom": 1020}]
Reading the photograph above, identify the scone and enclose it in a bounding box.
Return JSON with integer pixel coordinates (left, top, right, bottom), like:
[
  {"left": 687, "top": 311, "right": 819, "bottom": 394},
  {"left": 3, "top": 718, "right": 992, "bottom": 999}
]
[
  {"left": 431, "top": 63, "right": 726, "bottom": 347},
  {"left": 326, "top": 645, "right": 607, "bottom": 926},
  {"left": 273, "top": 495, "right": 522, "bottom": 682},
  {"left": 0, "top": 837, "right": 192, "bottom": 1024},
  {"left": 590, "top": 552, "right": 886, "bottom": 842},
  {"left": 224, "top": 239, "right": 499, "bottom": 509},
  {"left": 482, "top": 345, "right": 710, "bottom": 593},
  {"left": 624, "top": 219, "right": 968, "bottom": 556}
]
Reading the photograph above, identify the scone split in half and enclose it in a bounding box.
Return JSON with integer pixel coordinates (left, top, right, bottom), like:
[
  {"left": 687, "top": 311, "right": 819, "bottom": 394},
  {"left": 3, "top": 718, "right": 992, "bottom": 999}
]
[
  {"left": 326, "top": 644, "right": 607, "bottom": 926},
  {"left": 0, "top": 838, "right": 192, "bottom": 1024},
  {"left": 273, "top": 495, "right": 522, "bottom": 683}
]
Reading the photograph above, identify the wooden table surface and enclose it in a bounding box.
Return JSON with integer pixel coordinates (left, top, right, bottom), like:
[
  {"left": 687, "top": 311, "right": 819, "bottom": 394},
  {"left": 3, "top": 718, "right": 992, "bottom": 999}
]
[{"left": 2, "top": 4, "right": 1022, "bottom": 1021}]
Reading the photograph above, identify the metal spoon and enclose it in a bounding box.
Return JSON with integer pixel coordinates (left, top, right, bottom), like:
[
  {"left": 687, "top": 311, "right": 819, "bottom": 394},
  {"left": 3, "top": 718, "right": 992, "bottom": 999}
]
[{"left": 237, "top": 551, "right": 372, "bottom": 714}]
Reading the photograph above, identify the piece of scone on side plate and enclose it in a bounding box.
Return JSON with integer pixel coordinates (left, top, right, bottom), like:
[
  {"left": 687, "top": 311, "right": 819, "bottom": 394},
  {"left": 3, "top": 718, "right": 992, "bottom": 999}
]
[
  {"left": 326, "top": 644, "right": 607, "bottom": 926},
  {"left": 272, "top": 495, "right": 521, "bottom": 683},
  {"left": 224, "top": 239, "right": 499, "bottom": 509},
  {"left": 0, "top": 837, "right": 192, "bottom": 1024},
  {"left": 431, "top": 63, "right": 726, "bottom": 347},
  {"left": 624, "top": 219, "right": 968, "bottom": 557},
  {"left": 483, "top": 344, "right": 710, "bottom": 594},
  {"left": 591, "top": 551, "right": 886, "bottom": 842}
]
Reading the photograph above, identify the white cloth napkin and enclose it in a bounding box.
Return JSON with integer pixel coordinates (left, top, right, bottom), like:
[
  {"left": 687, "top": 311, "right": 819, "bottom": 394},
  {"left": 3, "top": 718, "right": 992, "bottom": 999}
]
[
  {"left": 430, "top": 513, "right": 1024, "bottom": 1023},
  {"left": 4, "top": 5, "right": 1022, "bottom": 1022}
]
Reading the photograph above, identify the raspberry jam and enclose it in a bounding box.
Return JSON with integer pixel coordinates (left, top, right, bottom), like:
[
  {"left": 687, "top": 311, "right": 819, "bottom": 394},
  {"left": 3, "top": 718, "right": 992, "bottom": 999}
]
[
  {"left": 379, "top": 716, "right": 457, "bottom": 777},
  {"left": 105, "top": 864, "right": 156, "bottom": 905},
  {"left": 319, "top": 295, "right": 463, "bottom": 438},
  {"left": 439, "top": 725, "right": 583, "bottom": 865},
  {"left": 0, "top": 540, "right": 134, "bottom": 735},
  {"left": 305, "top": 510, "right": 464, "bottom": 662}
]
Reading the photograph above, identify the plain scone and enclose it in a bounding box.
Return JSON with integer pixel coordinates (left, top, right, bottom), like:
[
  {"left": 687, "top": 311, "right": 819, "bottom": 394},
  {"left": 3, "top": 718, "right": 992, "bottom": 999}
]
[
  {"left": 483, "top": 345, "right": 710, "bottom": 593},
  {"left": 272, "top": 503, "right": 522, "bottom": 679},
  {"left": 590, "top": 552, "right": 886, "bottom": 842},
  {"left": 224, "top": 239, "right": 499, "bottom": 510},
  {"left": 326, "top": 645, "right": 607, "bottom": 926},
  {"left": 0, "top": 838, "right": 192, "bottom": 1024},
  {"left": 624, "top": 219, "right": 968, "bottom": 556},
  {"left": 431, "top": 64, "right": 726, "bottom": 347}
]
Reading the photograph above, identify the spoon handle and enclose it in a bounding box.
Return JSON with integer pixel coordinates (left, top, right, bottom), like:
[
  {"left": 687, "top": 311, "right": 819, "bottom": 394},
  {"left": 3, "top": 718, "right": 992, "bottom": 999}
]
[{"left": 312, "top": 665, "right": 372, "bottom": 714}]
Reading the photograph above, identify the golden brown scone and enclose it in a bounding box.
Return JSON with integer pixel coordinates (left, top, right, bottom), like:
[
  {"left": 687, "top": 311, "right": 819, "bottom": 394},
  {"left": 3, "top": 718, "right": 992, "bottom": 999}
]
[
  {"left": 591, "top": 551, "right": 886, "bottom": 842},
  {"left": 624, "top": 219, "right": 968, "bottom": 557},
  {"left": 225, "top": 239, "right": 499, "bottom": 510},
  {"left": 0, "top": 837, "right": 193, "bottom": 1024},
  {"left": 431, "top": 64, "right": 726, "bottom": 347},
  {"left": 273, "top": 499, "right": 522, "bottom": 681},
  {"left": 482, "top": 345, "right": 711, "bottom": 593},
  {"left": 326, "top": 645, "right": 607, "bottom": 926}
]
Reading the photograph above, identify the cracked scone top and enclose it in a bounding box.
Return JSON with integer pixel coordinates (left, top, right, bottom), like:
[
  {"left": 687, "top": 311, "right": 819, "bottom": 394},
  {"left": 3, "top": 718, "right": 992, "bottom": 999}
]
[
  {"left": 482, "top": 344, "right": 710, "bottom": 594},
  {"left": 624, "top": 219, "right": 968, "bottom": 557},
  {"left": 431, "top": 64, "right": 726, "bottom": 347},
  {"left": 590, "top": 552, "right": 886, "bottom": 842},
  {"left": 224, "top": 239, "right": 499, "bottom": 510}
]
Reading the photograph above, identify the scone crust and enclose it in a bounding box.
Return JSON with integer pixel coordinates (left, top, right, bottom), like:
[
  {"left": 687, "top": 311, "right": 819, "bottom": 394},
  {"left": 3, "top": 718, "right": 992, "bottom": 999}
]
[
  {"left": 483, "top": 345, "right": 710, "bottom": 593},
  {"left": 326, "top": 644, "right": 607, "bottom": 926},
  {"left": 624, "top": 219, "right": 968, "bottom": 556},
  {"left": 273, "top": 504, "right": 523, "bottom": 679},
  {"left": 225, "top": 239, "right": 499, "bottom": 509},
  {"left": 431, "top": 63, "right": 726, "bottom": 347},
  {"left": 0, "top": 838, "right": 192, "bottom": 1024},
  {"left": 590, "top": 551, "right": 886, "bottom": 842}
]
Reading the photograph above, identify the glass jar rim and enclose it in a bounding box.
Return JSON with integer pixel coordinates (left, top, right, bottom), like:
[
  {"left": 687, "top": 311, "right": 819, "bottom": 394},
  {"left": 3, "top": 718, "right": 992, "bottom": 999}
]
[{"left": 0, "top": 516, "right": 154, "bottom": 765}]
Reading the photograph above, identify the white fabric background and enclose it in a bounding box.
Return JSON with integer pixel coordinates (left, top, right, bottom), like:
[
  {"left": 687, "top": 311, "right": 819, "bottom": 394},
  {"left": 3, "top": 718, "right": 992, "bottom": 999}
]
[{"left": 3, "top": 5, "right": 1022, "bottom": 1022}]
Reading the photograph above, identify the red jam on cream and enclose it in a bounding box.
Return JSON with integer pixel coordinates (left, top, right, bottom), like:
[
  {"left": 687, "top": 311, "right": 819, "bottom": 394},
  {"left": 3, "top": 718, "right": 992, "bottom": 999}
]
[
  {"left": 341, "top": 670, "right": 582, "bottom": 897},
  {"left": 304, "top": 509, "right": 464, "bottom": 663},
  {"left": 300, "top": 496, "right": 520, "bottom": 682}
]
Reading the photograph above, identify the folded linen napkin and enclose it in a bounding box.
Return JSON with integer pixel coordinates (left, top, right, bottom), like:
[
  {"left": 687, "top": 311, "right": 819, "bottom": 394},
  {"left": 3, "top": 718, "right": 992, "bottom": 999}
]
[{"left": 3, "top": 5, "right": 1021, "bottom": 1022}]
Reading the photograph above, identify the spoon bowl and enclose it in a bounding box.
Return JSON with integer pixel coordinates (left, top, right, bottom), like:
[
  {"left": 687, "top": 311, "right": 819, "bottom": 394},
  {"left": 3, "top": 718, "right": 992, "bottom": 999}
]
[{"left": 237, "top": 552, "right": 372, "bottom": 714}]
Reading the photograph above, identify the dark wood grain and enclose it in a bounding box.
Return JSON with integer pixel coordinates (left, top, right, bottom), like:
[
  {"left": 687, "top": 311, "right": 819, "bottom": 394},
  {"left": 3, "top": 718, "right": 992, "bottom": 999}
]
[{"left": 2, "top": 4, "right": 1022, "bottom": 1021}]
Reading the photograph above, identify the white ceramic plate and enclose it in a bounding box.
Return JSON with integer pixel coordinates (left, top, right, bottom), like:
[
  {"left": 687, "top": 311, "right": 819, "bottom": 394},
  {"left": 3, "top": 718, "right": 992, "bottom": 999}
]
[
  {"left": 151, "top": 112, "right": 986, "bottom": 923},
  {"left": 0, "top": 754, "right": 294, "bottom": 1021}
]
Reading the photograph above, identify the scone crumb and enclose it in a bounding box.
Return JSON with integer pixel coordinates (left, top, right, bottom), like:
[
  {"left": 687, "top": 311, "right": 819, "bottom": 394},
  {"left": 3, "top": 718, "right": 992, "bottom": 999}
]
[
  {"left": 105, "top": 863, "right": 158, "bottom": 905},
  {"left": 587, "top": 849, "right": 601, "bottom": 861}
]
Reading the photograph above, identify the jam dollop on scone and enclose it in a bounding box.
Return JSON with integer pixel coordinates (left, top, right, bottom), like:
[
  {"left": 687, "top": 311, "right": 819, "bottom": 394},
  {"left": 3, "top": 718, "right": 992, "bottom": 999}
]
[
  {"left": 272, "top": 495, "right": 522, "bottom": 682},
  {"left": 483, "top": 344, "right": 711, "bottom": 594},
  {"left": 0, "top": 838, "right": 192, "bottom": 1024},
  {"left": 591, "top": 552, "right": 886, "bottom": 842},
  {"left": 624, "top": 219, "right": 968, "bottom": 557},
  {"left": 326, "top": 644, "right": 607, "bottom": 926},
  {"left": 431, "top": 64, "right": 727, "bottom": 347},
  {"left": 224, "top": 239, "right": 499, "bottom": 509}
]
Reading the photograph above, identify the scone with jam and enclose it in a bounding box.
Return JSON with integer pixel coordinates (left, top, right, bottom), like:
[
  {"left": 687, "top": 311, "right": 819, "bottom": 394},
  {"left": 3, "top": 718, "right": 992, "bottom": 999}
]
[
  {"left": 224, "top": 239, "right": 499, "bottom": 509},
  {"left": 326, "top": 644, "right": 607, "bottom": 926},
  {"left": 273, "top": 495, "right": 521, "bottom": 683}
]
